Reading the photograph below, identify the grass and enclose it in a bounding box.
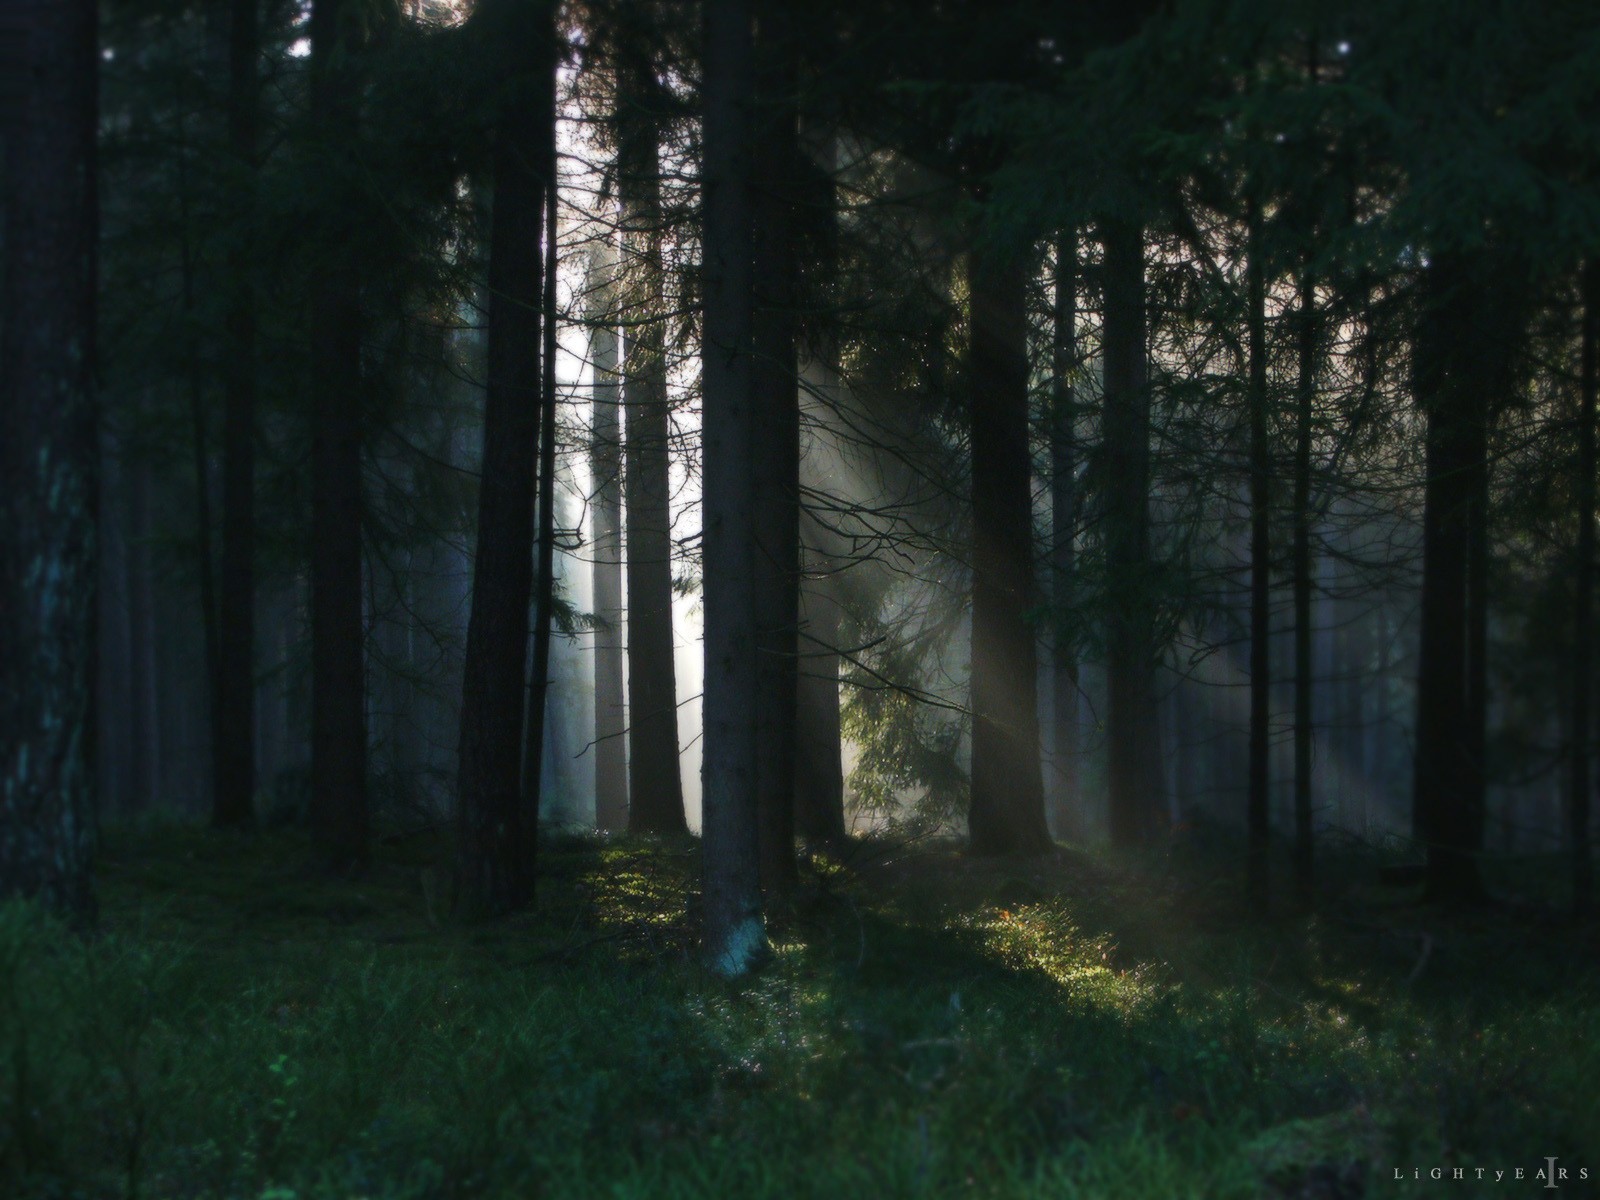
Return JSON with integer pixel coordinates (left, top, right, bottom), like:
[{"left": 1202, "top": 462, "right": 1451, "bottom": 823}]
[{"left": 3, "top": 822, "right": 1599, "bottom": 1198}]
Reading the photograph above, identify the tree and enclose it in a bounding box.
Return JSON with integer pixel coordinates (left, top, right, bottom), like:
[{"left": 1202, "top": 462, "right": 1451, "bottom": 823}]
[
  {"left": 966, "top": 242, "right": 1053, "bottom": 856},
  {"left": 752, "top": 3, "right": 802, "bottom": 896},
  {"left": 308, "top": 0, "right": 371, "bottom": 872},
  {"left": 587, "top": 243, "right": 628, "bottom": 832},
  {"left": 0, "top": 0, "right": 99, "bottom": 920},
  {"left": 1570, "top": 260, "right": 1597, "bottom": 916},
  {"left": 700, "top": 0, "right": 769, "bottom": 976},
  {"left": 1102, "top": 218, "right": 1162, "bottom": 846},
  {"left": 214, "top": 0, "right": 260, "bottom": 829},
  {"left": 1245, "top": 195, "right": 1270, "bottom": 908},
  {"left": 1049, "top": 233, "right": 1081, "bottom": 839},
  {"left": 615, "top": 29, "right": 688, "bottom": 836},
  {"left": 455, "top": 0, "right": 552, "bottom": 916}
]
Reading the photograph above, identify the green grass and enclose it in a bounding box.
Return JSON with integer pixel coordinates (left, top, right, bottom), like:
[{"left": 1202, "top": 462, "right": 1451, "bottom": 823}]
[{"left": 3, "top": 824, "right": 1598, "bottom": 1198}]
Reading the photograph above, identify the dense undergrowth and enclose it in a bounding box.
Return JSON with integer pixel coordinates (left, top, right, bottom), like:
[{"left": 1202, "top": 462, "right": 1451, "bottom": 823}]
[{"left": 3, "top": 823, "right": 1598, "bottom": 1199}]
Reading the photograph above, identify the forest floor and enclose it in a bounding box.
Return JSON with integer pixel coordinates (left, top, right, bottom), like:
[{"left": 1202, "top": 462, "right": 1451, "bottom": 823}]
[{"left": 5, "top": 822, "right": 1599, "bottom": 1199}]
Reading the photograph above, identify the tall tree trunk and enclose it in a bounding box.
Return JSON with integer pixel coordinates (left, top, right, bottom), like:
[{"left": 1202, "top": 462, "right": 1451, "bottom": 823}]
[
  {"left": 1291, "top": 266, "right": 1317, "bottom": 905},
  {"left": 214, "top": 0, "right": 259, "bottom": 829},
  {"left": 1102, "top": 219, "right": 1161, "bottom": 846},
  {"left": 701, "top": 0, "right": 768, "bottom": 976},
  {"left": 1245, "top": 197, "right": 1272, "bottom": 909},
  {"left": 967, "top": 248, "right": 1052, "bottom": 856},
  {"left": 588, "top": 243, "right": 628, "bottom": 831},
  {"left": 455, "top": 0, "right": 549, "bottom": 915},
  {"left": 616, "top": 43, "right": 688, "bottom": 836},
  {"left": 127, "top": 460, "right": 160, "bottom": 814},
  {"left": 1572, "top": 261, "right": 1598, "bottom": 916},
  {"left": 1412, "top": 256, "right": 1492, "bottom": 905},
  {"left": 309, "top": 0, "right": 368, "bottom": 872},
  {"left": 0, "top": 0, "right": 99, "bottom": 920},
  {"left": 1050, "top": 233, "right": 1080, "bottom": 839},
  {"left": 522, "top": 71, "right": 560, "bottom": 845},
  {"left": 752, "top": 6, "right": 800, "bottom": 897}
]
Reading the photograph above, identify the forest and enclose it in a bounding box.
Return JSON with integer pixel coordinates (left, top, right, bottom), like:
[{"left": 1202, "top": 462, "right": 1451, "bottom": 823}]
[{"left": 3, "top": 0, "right": 1600, "bottom": 1195}]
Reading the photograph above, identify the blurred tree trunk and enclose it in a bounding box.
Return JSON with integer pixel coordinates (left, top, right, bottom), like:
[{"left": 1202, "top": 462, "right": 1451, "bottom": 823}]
[
  {"left": 309, "top": 0, "right": 368, "bottom": 872},
  {"left": 752, "top": 5, "right": 801, "bottom": 898},
  {"left": 0, "top": 0, "right": 99, "bottom": 920},
  {"left": 616, "top": 40, "right": 688, "bottom": 836},
  {"left": 128, "top": 461, "right": 161, "bottom": 814},
  {"left": 1050, "top": 233, "right": 1080, "bottom": 840},
  {"left": 701, "top": 0, "right": 769, "bottom": 976},
  {"left": 587, "top": 244, "right": 628, "bottom": 832},
  {"left": 1102, "top": 218, "right": 1161, "bottom": 846},
  {"left": 1571, "top": 261, "right": 1597, "bottom": 916},
  {"left": 214, "top": 0, "right": 259, "bottom": 829},
  {"left": 967, "top": 247, "right": 1052, "bottom": 856},
  {"left": 456, "top": 0, "right": 550, "bottom": 915}
]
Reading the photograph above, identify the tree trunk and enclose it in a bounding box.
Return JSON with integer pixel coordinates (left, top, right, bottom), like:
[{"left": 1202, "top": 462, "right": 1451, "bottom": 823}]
[
  {"left": 1412, "top": 257, "right": 1492, "bottom": 906},
  {"left": 1245, "top": 197, "right": 1272, "bottom": 909},
  {"left": 588, "top": 244, "right": 628, "bottom": 832},
  {"left": 1572, "top": 261, "right": 1598, "bottom": 916},
  {"left": 0, "top": 0, "right": 99, "bottom": 920},
  {"left": 616, "top": 43, "right": 688, "bottom": 836},
  {"left": 455, "top": 0, "right": 549, "bottom": 916},
  {"left": 215, "top": 0, "right": 259, "bottom": 829},
  {"left": 1290, "top": 266, "right": 1318, "bottom": 905},
  {"left": 1102, "top": 218, "right": 1161, "bottom": 846},
  {"left": 967, "top": 249, "right": 1052, "bottom": 856},
  {"left": 752, "top": 7, "right": 801, "bottom": 897},
  {"left": 521, "top": 68, "right": 560, "bottom": 850},
  {"left": 127, "top": 460, "right": 160, "bottom": 814},
  {"left": 701, "top": 0, "right": 769, "bottom": 976},
  {"left": 309, "top": 0, "right": 368, "bottom": 872},
  {"left": 1050, "top": 233, "right": 1080, "bottom": 840},
  {"left": 1290, "top": 259, "right": 1322, "bottom": 904}
]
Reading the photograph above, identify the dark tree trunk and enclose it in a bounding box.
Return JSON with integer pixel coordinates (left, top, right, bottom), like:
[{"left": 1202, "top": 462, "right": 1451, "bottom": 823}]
[
  {"left": 1412, "top": 257, "right": 1496, "bottom": 906},
  {"left": 521, "top": 76, "right": 560, "bottom": 847},
  {"left": 1291, "top": 266, "right": 1317, "bottom": 906},
  {"left": 701, "top": 0, "right": 768, "bottom": 976},
  {"left": 967, "top": 249, "right": 1052, "bottom": 856},
  {"left": 309, "top": 0, "right": 368, "bottom": 872},
  {"left": 1246, "top": 198, "right": 1271, "bottom": 909},
  {"left": 455, "top": 0, "right": 549, "bottom": 915},
  {"left": 752, "top": 6, "right": 801, "bottom": 898},
  {"left": 1050, "top": 233, "right": 1080, "bottom": 840},
  {"left": 1572, "top": 261, "right": 1598, "bottom": 916},
  {"left": 616, "top": 44, "right": 688, "bottom": 836},
  {"left": 128, "top": 460, "right": 160, "bottom": 814},
  {"left": 214, "top": 0, "right": 259, "bottom": 829},
  {"left": 1102, "top": 219, "right": 1161, "bottom": 846},
  {"left": 0, "top": 0, "right": 99, "bottom": 920},
  {"left": 587, "top": 245, "right": 628, "bottom": 831}
]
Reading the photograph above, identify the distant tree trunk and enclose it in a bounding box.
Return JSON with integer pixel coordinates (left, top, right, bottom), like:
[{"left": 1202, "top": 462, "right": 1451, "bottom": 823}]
[
  {"left": 0, "top": 0, "right": 99, "bottom": 920},
  {"left": 128, "top": 460, "right": 161, "bottom": 813},
  {"left": 455, "top": 0, "right": 549, "bottom": 916},
  {"left": 1245, "top": 197, "right": 1272, "bottom": 909},
  {"left": 1291, "top": 265, "right": 1318, "bottom": 906},
  {"left": 616, "top": 44, "right": 688, "bottom": 836},
  {"left": 967, "top": 248, "right": 1052, "bottom": 856},
  {"left": 1572, "top": 261, "right": 1598, "bottom": 916},
  {"left": 1102, "top": 218, "right": 1161, "bottom": 846},
  {"left": 588, "top": 244, "right": 628, "bottom": 831},
  {"left": 309, "top": 0, "right": 368, "bottom": 871},
  {"left": 1050, "top": 232, "right": 1080, "bottom": 839},
  {"left": 1412, "top": 256, "right": 1495, "bottom": 905},
  {"left": 521, "top": 71, "right": 560, "bottom": 841},
  {"left": 752, "top": 7, "right": 800, "bottom": 897},
  {"left": 214, "top": 0, "right": 259, "bottom": 829},
  {"left": 701, "top": 0, "right": 769, "bottom": 976}
]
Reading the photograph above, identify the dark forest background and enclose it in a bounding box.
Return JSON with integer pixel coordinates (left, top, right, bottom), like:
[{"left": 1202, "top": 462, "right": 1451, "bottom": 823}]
[{"left": 3, "top": 0, "right": 1600, "bottom": 1195}]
